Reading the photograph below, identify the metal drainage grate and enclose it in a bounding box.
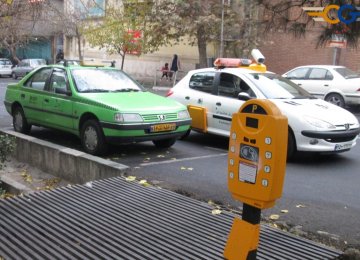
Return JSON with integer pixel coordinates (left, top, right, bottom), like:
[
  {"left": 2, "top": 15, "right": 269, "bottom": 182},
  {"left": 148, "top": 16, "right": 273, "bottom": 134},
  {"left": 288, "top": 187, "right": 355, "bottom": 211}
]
[{"left": 0, "top": 177, "right": 342, "bottom": 260}]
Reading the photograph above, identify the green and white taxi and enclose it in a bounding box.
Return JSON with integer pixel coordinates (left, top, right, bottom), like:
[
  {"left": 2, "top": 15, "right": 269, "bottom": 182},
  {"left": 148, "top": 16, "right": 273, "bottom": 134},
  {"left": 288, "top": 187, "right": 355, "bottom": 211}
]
[
  {"left": 167, "top": 50, "right": 360, "bottom": 158},
  {"left": 4, "top": 62, "right": 191, "bottom": 155}
]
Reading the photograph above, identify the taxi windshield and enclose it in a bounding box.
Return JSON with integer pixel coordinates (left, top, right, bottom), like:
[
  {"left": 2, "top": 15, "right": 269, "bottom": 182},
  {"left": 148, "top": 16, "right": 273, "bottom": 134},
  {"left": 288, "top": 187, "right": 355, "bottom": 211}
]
[
  {"left": 72, "top": 68, "right": 144, "bottom": 93},
  {"left": 245, "top": 73, "right": 314, "bottom": 99}
]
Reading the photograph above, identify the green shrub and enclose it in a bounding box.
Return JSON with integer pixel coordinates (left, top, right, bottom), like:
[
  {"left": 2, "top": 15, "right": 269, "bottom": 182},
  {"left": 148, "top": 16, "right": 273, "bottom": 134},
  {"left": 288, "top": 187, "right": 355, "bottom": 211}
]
[{"left": 0, "top": 133, "right": 16, "bottom": 170}]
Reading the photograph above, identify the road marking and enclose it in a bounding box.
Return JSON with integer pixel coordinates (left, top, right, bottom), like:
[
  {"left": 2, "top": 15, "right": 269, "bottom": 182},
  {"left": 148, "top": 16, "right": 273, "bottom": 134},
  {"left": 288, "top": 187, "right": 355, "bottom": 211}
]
[{"left": 139, "top": 153, "right": 228, "bottom": 167}]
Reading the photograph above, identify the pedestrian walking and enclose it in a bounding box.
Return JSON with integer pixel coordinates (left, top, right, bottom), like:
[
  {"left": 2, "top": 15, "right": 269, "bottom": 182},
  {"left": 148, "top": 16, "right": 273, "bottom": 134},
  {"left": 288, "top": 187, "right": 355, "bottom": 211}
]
[{"left": 169, "top": 54, "right": 180, "bottom": 80}]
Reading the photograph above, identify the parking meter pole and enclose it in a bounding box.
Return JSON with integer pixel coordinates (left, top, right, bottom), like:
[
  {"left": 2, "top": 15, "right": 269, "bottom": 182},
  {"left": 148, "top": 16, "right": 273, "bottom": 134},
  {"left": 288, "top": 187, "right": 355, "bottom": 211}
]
[{"left": 242, "top": 203, "right": 261, "bottom": 260}]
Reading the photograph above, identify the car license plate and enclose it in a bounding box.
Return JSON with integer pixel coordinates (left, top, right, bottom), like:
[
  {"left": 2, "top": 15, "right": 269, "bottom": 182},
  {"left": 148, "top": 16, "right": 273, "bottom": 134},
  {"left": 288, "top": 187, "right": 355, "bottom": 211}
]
[
  {"left": 334, "top": 143, "right": 353, "bottom": 151},
  {"left": 150, "top": 123, "right": 176, "bottom": 132}
]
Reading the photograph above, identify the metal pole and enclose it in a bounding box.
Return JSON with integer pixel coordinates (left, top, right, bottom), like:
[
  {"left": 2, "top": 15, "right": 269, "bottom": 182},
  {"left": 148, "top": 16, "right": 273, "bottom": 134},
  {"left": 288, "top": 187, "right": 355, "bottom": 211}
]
[
  {"left": 220, "top": 0, "right": 225, "bottom": 57},
  {"left": 333, "top": 47, "right": 338, "bottom": 65},
  {"left": 242, "top": 203, "right": 261, "bottom": 260}
]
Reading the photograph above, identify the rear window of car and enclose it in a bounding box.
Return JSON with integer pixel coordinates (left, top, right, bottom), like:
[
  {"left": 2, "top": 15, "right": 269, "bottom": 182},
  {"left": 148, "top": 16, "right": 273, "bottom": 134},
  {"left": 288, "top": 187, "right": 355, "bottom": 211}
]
[
  {"left": 334, "top": 67, "right": 360, "bottom": 79},
  {"left": 71, "top": 68, "right": 144, "bottom": 93},
  {"left": 0, "top": 59, "right": 12, "bottom": 65}
]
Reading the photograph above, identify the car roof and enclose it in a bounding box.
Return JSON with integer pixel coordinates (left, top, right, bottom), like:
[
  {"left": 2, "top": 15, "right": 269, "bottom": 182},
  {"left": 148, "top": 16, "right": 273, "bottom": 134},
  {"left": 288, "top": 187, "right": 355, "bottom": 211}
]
[
  {"left": 188, "top": 67, "right": 266, "bottom": 75},
  {"left": 289, "top": 65, "right": 346, "bottom": 69}
]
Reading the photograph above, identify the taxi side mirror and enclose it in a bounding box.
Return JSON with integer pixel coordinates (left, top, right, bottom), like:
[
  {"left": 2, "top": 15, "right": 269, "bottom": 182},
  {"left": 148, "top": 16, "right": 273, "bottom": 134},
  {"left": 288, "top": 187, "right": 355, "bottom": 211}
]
[
  {"left": 55, "top": 87, "right": 72, "bottom": 96},
  {"left": 238, "top": 92, "right": 252, "bottom": 101}
]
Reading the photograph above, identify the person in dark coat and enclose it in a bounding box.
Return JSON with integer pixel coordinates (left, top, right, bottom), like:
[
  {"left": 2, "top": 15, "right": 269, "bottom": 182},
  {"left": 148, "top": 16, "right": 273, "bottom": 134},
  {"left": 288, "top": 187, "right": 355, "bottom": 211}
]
[
  {"left": 169, "top": 54, "right": 181, "bottom": 80},
  {"left": 56, "top": 49, "right": 64, "bottom": 62}
]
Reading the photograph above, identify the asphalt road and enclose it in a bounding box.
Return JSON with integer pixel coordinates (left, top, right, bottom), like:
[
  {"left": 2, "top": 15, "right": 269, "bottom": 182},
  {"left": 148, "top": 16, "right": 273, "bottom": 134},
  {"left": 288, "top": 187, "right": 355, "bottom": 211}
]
[{"left": 1, "top": 77, "right": 360, "bottom": 249}]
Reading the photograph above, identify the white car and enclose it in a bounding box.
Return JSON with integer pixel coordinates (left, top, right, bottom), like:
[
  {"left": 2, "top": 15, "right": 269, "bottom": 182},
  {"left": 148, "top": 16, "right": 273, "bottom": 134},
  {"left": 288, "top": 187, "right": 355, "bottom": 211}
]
[
  {"left": 283, "top": 65, "right": 360, "bottom": 108},
  {"left": 0, "top": 58, "right": 13, "bottom": 77},
  {"left": 167, "top": 59, "right": 360, "bottom": 158}
]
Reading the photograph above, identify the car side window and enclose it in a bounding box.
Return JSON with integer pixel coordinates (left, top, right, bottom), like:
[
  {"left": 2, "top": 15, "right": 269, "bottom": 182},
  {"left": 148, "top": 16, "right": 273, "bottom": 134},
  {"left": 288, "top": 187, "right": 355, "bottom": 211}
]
[
  {"left": 218, "top": 73, "right": 255, "bottom": 98},
  {"left": 24, "top": 68, "right": 52, "bottom": 90},
  {"left": 308, "top": 68, "right": 333, "bottom": 80},
  {"left": 189, "top": 72, "right": 215, "bottom": 93},
  {"left": 286, "top": 68, "right": 309, "bottom": 80},
  {"left": 49, "top": 69, "right": 68, "bottom": 93}
]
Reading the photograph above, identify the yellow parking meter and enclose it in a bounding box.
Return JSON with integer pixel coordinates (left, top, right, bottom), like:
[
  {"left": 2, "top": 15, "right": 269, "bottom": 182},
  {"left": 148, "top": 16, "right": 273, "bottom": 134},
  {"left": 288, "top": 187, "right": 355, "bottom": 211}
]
[{"left": 224, "top": 99, "right": 288, "bottom": 260}]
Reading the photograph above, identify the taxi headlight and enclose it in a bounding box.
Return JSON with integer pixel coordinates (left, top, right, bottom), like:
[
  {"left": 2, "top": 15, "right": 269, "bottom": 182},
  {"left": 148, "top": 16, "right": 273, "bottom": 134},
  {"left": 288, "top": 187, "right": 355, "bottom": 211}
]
[
  {"left": 114, "top": 113, "right": 143, "bottom": 122},
  {"left": 304, "top": 116, "right": 336, "bottom": 129},
  {"left": 178, "top": 110, "right": 190, "bottom": 119}
]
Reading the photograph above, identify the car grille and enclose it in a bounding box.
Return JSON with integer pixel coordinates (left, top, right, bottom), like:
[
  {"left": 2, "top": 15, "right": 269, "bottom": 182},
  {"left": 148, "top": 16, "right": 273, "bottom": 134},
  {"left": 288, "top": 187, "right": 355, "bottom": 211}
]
[
  {"left": 142, "top": 113, "right": 178, "bottom": 122},
  {"left": 325, "top": 124, "right": 359, "bottom": 143}
]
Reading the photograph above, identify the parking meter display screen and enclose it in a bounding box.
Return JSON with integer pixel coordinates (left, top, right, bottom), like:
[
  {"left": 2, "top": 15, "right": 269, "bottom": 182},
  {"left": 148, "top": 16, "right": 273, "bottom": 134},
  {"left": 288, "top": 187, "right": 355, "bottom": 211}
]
[
  {"left": 240, "top": 144, "right": 259, "bottom": 162},
  {"left": 246, "top": 117, "right": 258, "bottom": 129}
]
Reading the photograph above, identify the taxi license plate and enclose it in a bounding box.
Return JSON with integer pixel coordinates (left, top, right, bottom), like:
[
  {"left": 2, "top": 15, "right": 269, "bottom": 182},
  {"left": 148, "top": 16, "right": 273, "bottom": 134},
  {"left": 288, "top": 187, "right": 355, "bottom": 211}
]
[{"left": 150, "top": 123, "right": 176, "bottom": 132}]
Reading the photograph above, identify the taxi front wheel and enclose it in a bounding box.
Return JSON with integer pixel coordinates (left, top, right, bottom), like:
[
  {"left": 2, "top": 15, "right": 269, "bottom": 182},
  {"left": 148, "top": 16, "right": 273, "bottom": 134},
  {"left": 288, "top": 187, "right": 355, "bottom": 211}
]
[
  {"left": 153, "top": 138, "right": 176, "bottom": 148},
  {"left": 81, "top": 119, "right": 108, "bottom": 155}
]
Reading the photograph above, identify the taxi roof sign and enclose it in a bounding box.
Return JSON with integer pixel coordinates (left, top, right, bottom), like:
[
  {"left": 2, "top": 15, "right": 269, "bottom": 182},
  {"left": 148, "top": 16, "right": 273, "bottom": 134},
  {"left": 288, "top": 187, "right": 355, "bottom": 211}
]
[{"left": 214, "top": 49, "right": 267, "bottom": 72}]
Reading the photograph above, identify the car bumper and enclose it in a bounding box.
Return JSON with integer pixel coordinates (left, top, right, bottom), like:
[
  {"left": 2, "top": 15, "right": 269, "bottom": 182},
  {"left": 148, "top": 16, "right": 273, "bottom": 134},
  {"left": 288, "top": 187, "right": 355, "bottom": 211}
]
[
  {"left": 344, "top": 94, "right": 360, "bottom": 105},
  {"left": 296, "top": 128, "right": 359, "bottom": 153},
  {"left": 100, "top": 119, "right": 191, "bottom": 143}
]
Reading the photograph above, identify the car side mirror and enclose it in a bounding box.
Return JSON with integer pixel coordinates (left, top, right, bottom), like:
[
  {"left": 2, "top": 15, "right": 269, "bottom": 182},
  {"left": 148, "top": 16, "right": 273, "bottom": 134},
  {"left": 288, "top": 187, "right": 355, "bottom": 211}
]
[
  {"left": 238, "top": 92, "right": 252, "bottom": 101},
  {"left": 55, "top": 87, "right": 72, "bottom": 96}
]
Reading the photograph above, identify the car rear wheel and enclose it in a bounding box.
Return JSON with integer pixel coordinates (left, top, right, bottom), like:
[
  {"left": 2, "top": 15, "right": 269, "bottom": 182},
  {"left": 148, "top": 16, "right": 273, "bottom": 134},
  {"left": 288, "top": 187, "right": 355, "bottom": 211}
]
[
  {"left": 13, "top": 106, "right": 31, "bottom": 134},
  {"left": 325, "top": 93, "right": 345, "bottom": 108},
  {"left": 153, "top": 138, "right": 177, "bottom": 148},
  {"left": 12, "top": 72, "right": 17, "bottom": 80},
  {"left": 287, "top": 128, "right": 296, "bottom": 160},
  {"left": 80, "top": 119, "right": 108, "bottom": 155}
]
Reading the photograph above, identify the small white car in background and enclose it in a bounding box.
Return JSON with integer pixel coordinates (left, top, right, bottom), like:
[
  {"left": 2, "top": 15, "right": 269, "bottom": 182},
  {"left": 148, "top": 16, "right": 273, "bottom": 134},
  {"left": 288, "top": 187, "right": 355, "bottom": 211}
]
[
  {"left": 283, "top": 65, "right": 360, "bottom": 108},
  {"left": 0, "top": 58, "right": 13, "bottom": 77},
  {"left": 167, "top": 52, "right": 360, "bottom": 159}
]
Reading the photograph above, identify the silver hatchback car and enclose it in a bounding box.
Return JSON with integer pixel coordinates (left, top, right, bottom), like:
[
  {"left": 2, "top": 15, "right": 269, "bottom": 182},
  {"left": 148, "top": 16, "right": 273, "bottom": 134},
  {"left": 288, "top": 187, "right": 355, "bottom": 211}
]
[
  {"left": 11, "top": 59, "right": 46, "bottom": 79},
  {"left": 0, "top": 58, "right": 13, "bottom": 77}
]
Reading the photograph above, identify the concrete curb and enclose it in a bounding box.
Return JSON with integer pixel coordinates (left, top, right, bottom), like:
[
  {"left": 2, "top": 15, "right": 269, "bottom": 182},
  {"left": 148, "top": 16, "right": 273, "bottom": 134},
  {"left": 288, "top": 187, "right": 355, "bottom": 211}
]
[{"left": 0, "top": 129, "right": 130, "bottom": 187}]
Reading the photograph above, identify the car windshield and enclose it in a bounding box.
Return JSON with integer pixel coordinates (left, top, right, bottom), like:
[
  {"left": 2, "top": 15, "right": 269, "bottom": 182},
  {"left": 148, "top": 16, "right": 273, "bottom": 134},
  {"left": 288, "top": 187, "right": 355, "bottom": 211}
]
[
  {"left": 71, "top": 68, "right": 144, "bottom": 93},
  {"left": 29, "top": 59, "right": 46, "bottom": 66},
  {"left": 245, "top": 73, "right": 314, "bottom": 99},
  {"left": 334, "top": 67, "right": 360, "bottom": 79}
]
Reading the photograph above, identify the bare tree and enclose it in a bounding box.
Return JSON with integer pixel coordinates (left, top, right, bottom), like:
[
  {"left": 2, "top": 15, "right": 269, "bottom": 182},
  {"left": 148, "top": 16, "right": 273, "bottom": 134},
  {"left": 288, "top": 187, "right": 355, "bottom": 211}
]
[{"left": 0, "top": 0, "right": 45, "bottom": 63}]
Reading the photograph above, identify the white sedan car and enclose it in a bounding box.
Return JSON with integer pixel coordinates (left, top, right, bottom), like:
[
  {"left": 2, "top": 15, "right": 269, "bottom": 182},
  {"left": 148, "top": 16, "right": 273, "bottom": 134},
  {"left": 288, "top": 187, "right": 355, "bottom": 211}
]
[
  {"left": 167, "top": 63, "right": 360, "bottom": 158},
  {"left": 283, "top": 65, "right": 360, "bottom": 108}
]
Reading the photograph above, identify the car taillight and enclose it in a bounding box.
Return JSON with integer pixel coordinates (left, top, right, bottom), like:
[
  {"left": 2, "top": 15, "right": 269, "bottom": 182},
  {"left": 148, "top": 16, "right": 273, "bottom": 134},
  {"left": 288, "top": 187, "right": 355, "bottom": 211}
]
[{"left": 166, "top": 89, "right": 174, "bottom": 97}]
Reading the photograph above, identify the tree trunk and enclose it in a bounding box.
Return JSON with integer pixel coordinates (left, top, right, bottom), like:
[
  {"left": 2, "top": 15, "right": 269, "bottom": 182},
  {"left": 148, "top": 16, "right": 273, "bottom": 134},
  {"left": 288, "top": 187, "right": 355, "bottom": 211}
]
[
  {"left": 76, "top": 27, "right": 83, "bottom": 61},
  {"left": 120, "top": 51, "right": 126, "bottom": 70},
  {"left": 9, "top": 45, "right": 20, "bottom": 65},
  {"left": 197, "top": 25, "right": 208, "bottom": 68}
]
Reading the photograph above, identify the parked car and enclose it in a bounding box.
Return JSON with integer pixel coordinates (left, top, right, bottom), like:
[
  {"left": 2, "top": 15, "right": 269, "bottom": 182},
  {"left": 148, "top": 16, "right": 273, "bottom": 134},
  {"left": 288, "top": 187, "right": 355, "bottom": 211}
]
[
  {"left": 4, "top": 63, "right": 191, "bottom": 155},
  {"left": 282, "top": 65, "right": 360, "bottom": 108},
  {"left": 11, "top": 59, "right": 47, "bottom": 79},
  {"left": 166, "top": 53, "right": 360, "bottom": 158},
  {"left": 0, "top": 58, "right": 13, "bottom": 77},
  {"left": 57, "top": 59, "right": 80, "bottom": 66}
]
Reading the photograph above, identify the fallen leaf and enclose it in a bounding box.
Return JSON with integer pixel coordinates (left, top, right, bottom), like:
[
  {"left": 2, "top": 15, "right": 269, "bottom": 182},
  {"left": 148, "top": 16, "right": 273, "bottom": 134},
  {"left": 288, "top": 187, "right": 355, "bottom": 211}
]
[
  {"left": 180, "top": 167, "right": 186, "bottom": 170},
  {"left": 85, "top": 182, "right": 93, "bottom": 188},
  {"left": 171, "top": 158, "right": 177, "bottom": 160},
  {"left": 296, "top": 204, "right": 306, "bottom": 208},
  {"left": 212, "top": 209, "right": 222, "bottom": 215},
  {"left": 25, "top": 174, "right": 33, "bottom": 183},
  {"left": 281, "top": 209, "right": 289, "bottom": 214},
  {"left": 269, "top": 214, "right": 280, "bottom": 220},
  {"left": 157, "top": 155, "right": 165, "bottom": 158},
  {"left": 125, "top": 176, "right": 136, "bottom": 182},
  {"left": 139, "top": 180, "right": 151, "bottom": 187},
  {"left": 140, "top": 152, "right": 147, "bottom": 155},
  {"left": 187, "top": 168, "right": 193, "bottom": 171},
  {"left": 208, "top": 200, "right": 214, "bottom": 206}
]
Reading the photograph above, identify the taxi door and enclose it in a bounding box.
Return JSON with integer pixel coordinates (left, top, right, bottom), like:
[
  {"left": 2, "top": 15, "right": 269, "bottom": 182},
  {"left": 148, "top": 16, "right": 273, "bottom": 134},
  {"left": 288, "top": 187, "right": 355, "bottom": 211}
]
[
  {"left": 209, "top": 72, "right": 255, "bottom": 135},
  {"left": 20, "top": 68, "right": 53, "bottom": 125},
  {"left": 42, "top": 68, "right": 74, "bottom": 130}
]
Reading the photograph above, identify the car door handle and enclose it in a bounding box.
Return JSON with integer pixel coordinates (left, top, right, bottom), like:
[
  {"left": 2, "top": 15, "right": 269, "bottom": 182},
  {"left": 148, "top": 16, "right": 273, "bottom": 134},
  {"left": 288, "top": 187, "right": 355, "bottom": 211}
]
[
  {"left": 216, "top": 102, "right": 221, "bottom": 106},
  {"left": 324, "top": 84, "right": 329, "bottom": 87},
  {"left": 185, "top": 96, "right": 190, "bottom": 100},
  {"left": 44, "top": 99, "right": 49, "bottom": 103},
  {"left": 297, "top": 83, "right": 302, "bottom": 86},
  {"left": 20, "top": 94, "right": 25, "bottom": 99},
  {"left": 198, "top": 98, "right": 203, "bottom": 104}
]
